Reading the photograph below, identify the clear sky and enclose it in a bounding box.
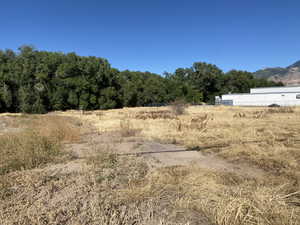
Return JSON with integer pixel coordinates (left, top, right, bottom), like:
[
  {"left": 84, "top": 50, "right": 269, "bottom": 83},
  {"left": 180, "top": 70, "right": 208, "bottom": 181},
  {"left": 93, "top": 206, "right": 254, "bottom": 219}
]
[{"left": 1, "top": 0, "right": 299, "bottom": 74}]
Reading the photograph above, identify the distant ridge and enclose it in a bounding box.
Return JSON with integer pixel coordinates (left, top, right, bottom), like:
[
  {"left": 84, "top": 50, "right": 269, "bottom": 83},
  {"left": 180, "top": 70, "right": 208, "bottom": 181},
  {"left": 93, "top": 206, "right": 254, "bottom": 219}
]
[{"left": 254, "top": 60, "right": 300, "bottom": 86}]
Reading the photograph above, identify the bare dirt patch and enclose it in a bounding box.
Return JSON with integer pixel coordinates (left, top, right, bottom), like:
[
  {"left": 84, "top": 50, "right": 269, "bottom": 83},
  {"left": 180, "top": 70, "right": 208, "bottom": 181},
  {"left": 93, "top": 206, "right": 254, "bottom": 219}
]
[{"left": 65, "top": 123, "right": 267, "bottom": 181}]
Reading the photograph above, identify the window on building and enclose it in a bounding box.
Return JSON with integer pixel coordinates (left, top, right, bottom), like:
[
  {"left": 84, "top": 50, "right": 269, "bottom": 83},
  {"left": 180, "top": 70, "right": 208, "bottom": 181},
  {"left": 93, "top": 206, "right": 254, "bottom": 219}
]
[
  {"left": 296, "top": 94, "right": 300, "bottom": 99},
  {"left": 221, "top": 100, "right": 233, "bottom": 105}
]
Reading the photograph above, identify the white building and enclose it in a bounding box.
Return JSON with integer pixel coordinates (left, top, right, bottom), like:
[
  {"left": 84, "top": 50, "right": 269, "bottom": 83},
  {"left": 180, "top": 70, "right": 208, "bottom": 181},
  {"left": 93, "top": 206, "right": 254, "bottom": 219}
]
[{"left": 216, "top": 86, "right": 300, "bottom": 106}]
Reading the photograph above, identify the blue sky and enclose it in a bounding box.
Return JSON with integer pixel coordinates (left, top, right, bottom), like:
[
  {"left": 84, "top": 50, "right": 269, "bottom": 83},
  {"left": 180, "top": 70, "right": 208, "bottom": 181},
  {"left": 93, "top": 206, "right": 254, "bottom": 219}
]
[{"left": 1, "top": 0, "right": 300, "bottom": 74}]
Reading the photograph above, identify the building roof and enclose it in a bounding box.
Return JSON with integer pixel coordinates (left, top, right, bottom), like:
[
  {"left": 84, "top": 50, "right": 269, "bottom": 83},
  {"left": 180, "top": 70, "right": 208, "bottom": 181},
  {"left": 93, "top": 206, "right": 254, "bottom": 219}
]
[
  {"left": 251, "top": 86, "right": 300, "bottom": 90},
  {"left": 223, "top": 91, "right": 300, "bottom": 96}
]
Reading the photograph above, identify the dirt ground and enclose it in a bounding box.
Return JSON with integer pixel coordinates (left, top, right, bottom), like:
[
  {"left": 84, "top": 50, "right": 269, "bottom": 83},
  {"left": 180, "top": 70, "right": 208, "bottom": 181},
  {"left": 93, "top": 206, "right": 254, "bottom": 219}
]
[{"left": 65, "top": 129, "right": 266, "bottom": 179}]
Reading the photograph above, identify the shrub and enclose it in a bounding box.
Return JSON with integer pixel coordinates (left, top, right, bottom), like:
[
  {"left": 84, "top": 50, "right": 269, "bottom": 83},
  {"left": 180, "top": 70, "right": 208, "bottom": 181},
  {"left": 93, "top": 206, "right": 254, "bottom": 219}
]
[{"left": 169, "top": 99, "right": 188, "bottom": 116}]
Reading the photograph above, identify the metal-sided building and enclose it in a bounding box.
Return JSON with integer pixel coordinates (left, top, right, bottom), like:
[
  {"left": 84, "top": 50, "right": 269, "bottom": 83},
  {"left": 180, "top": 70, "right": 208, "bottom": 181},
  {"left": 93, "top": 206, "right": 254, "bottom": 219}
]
[{"left": 215, "top": 86, "right": 300, "bottom": 106}]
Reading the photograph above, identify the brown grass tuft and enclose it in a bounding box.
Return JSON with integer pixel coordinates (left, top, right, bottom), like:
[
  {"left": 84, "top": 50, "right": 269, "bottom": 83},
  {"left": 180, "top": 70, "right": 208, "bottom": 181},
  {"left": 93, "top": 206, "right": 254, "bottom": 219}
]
[
  {"left": 119, "top": 119, "right": 142, "bottom": 137},
  {"left": 30, "top": 116, "right": 81, "bottom": 143},
  {"left": 134, "top": 110, "right": 175, "bottom": 120},
  {"left": 174, "top": 114, "right": 211, "bottom": 132},
  {"left": 268, "top": 106, "right": 295, "bottom": 114},
  {"left": 201, "top": 184, "right": 300, "bottom": 225}
]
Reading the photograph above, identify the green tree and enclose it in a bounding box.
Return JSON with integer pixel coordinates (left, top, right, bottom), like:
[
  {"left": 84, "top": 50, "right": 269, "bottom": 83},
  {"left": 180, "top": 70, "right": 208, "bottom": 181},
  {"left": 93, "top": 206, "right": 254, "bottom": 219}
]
[
  {"left": 189, "top": 62, "right": 223, "bottom": 102},
  {"left": 18, "top": 86, "right": 35, "bottom": 113},
  {"left": 2, "top": 84, "right": 13, "bottom": 110},
  {"left": 32, "top": 96, "right": 46, "bottom": 114},
  {"left": 67, "top": 91, "right": 79, "bottom": 108},
  {"left": 98, "top": 87, "right": 118, "bottom": 109},
  {"left": 0, "top": 46, "right": 283, "bottom": 113},
  {"left": 79, "top": 92, "right": 89, "bottom": 110}
]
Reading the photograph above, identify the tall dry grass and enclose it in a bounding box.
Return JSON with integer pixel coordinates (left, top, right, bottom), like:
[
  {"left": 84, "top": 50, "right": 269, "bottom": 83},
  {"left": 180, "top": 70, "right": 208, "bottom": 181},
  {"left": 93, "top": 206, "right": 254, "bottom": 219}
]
[
  {"left": 0, "top": 131, "right": 61, "bottom": 175},
  {"left": 0, "top": 116, "right": 80, "bottom": 175},
  {"left": 0, "top": 115, "right": 80, "bottom": 200}
]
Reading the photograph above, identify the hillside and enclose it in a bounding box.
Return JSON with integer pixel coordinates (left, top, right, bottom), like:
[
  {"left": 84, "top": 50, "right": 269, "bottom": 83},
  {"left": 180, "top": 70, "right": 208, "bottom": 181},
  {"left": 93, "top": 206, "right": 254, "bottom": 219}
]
[{"left": 254, "top": 60, "right": 300, "bottom": 86}]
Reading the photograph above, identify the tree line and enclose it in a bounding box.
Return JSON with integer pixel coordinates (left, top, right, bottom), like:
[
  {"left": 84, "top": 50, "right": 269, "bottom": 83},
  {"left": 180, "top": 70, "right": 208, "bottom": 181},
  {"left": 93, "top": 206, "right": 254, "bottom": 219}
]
[{"left": 0, "top": 46, "right": 282, "bottom": 113}]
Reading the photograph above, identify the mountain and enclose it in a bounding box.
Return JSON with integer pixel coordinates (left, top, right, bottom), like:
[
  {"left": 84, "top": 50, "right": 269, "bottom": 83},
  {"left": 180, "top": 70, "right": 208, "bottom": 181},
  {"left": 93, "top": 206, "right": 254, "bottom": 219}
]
[{"left": 254, "top": 60, "right": 300, "bottom": 86}]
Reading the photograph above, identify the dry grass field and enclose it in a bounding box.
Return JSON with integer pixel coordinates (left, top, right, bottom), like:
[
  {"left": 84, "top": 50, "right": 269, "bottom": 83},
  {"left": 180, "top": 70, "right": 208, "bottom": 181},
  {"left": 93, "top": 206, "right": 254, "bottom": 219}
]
[{"left": 0, "top": 106, "right": 299, "bottom": 225}]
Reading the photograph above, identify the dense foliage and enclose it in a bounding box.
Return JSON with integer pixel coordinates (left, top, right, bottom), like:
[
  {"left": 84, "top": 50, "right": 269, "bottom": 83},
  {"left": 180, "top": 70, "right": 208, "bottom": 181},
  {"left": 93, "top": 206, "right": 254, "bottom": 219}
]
[
  {"left": 0, "top": 46, "right": 282, "bottom": 113},
  {"left": 166, "top": 62, "right": 282, "bottom": 103}
]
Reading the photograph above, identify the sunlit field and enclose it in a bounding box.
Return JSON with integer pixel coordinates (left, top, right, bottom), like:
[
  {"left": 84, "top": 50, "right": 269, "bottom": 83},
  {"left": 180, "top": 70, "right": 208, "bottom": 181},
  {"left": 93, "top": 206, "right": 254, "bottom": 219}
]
[{"left": 1, "top": 106, "right": 299, "bottom": 225}]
